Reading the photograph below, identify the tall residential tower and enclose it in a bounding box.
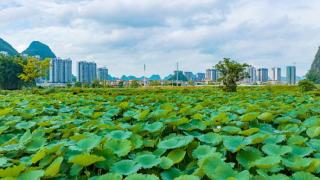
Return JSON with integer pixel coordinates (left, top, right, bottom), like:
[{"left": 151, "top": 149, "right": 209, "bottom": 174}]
[
  {"left": 77, "top": 61, "right": 97, "bottom": 84},
  {"left": 49, "top": 58, "right": 72, "bottom": 83},
  {"left": 286, "top": 66, "right": 296, "bottom": 85},
  {"left": 271, "top": 67, "right": 281, "bottom": 82}
]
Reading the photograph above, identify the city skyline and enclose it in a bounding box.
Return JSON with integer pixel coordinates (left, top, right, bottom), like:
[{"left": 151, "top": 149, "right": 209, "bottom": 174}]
[{"left": 1, "top": 1, "right": 320, "bottom": 77}]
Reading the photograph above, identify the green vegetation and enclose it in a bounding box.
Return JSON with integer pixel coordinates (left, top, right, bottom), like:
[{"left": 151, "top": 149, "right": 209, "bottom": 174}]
[
  {"left": 0, "top": 55, "right": 50, "bottom": 89},
  {"left": 0, "top": 86, "right": 320, "bottom": 179},
  {"left": 18, "top": 57, "right": 50, "bottom": 85},
  {"left": 298, "top": 79, "right": 317, "bottom": 92},
  {"left": 215, "top": 58, "right": 249, "bottom": 92},
  {"left": 0, "top": 55, "right": 24, "bottom": 90}
]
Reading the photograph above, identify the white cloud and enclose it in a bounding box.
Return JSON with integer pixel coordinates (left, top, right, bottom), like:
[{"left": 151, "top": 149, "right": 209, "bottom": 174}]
[{"left": 0, "top": 0, "right": 320, "bottom": 77}]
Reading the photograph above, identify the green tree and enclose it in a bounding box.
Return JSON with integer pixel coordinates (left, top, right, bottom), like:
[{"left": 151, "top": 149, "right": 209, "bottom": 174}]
[
  {"left": 215, "top": 58, "right": 249, "bottom": 92},
  {"left": 18, "top": 57, "right": 50, "bottom": 86},
  {"left": 0, "top": 55, "right": 24, "bottom": 90},
  {"left": 298, "top": 79, "right": 317, "bottom": 92},
  {"left": 149, "top": 80, "right": 161, "bottom": 86},
  {"left": 130, "top": 80, "right": 140, "bottom": 88},
  {"left": 92, "top": 80, "right": 101, "bottom": 88}
]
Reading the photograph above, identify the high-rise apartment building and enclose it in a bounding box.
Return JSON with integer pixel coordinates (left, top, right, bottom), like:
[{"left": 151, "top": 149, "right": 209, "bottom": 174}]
[
  {"left": 245, "top": 66, "right": 257, "bottom": 84},
  {"left": 286, "top": 66, "right": 296, "bottom": 85},
  {"left": 97, "top": 67, "right": 108, "bottom": 81},
  {"left": 257, "top": 68, "right": 269, "bottom": 83},
  {"left": 49, "top": 58, "right": 72, "bottom": 83},
  {"left": 271, "top": 67, "right": 281, "bottom": 82},
  {"left": 184, "top": 72, "right": 194, "bottom": 81},
  {"left": 206, "top": 69, "right": 218, "bottom": 81},
  {"left": 196, "top": 73, "right": 205, "bottom": 81},
  {"left": 77, "top": 61, "right": 97, "bottom": 84}
]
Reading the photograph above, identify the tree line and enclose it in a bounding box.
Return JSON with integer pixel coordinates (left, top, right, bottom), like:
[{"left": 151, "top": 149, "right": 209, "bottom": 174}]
[{"left": 0, "top": 54, "right": 49, "bottom": 90}]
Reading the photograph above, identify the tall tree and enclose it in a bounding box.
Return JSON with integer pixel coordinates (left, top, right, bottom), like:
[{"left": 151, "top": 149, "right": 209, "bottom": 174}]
[
  {"left": 215, "top": 58, "right": 249, "bottom": 92},
  {"left": 0, "top": 55, "right": 24, "bottom": 90},
  {"left": 18, "top": 57, "right": 50, "bottom": 86}
]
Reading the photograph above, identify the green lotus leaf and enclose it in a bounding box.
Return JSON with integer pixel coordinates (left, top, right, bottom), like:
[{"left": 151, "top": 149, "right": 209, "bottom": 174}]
[
  {"left": 252, "top": 156, "right": 281, "bottom": 169},
  {"left": 130, "top": 134, "right": 144, "bottom": 150},
  {"left": 292, "top": 171, "right": 320, "bottom": 180},
  {"left": 143, "top": 122, "right": 163, "bottom": 132},
  {"left": 0, "top": 164, "right": 26, "bottom": 178},
  {"left": 174, "top": 175, "right": 200, "bottom": 180},
  {"left": 165, "top": 117, "right": 189, "bottom": 126},
  {"left": 223, "top": 136, "right": 247, "bottom": 153},
  {"left": 287, "top": 135, "right": 307, "bottom": 145},
  {"left": 178, "top": 119, "right": 206, "bottom": 131},
  {"left": 125, "top": 173, "right": 159, "bottom": 180},
  {"left": 202, "top": 155, "right": 250, "bottom": 180},
  {"left": 135, "top": 153, "right": 161, "bottom": 169},
  {"left": 269, "top": 174, "right": 290, "bottom": 180},
  {"left": 0, "top": 144, "right": 23, "bottom": 152},
  {"left": 18, "top": 170, "right": 44, "bottom": 180},
  {"left": 19, "top": 130, "right": 32, "bottom": 145},
  {"left": 262, "top": 144, "right": 292, "bottom": 156},
  {"left": 158, "top": 135, "right": 193, "bottom": 149},
  {"left": 149, "top": 109, "right": 170, "bottom": 120},
  {"left": 79, "top": 107, "right": 95, "bottom": 117},
  {"left": 306, "top": 159, "right": 320, "bottom": 173},
  {"left": 70, "top": 164, "right": 83, "bottom": 176},
  {"left": 240, "top": 112, "right": 259, "bottom": 122},
  {"left": 263, "top": 134, "right": 286, "bottom": 144},
  {"left": 69, "top": 154, "right": 105, "bottom": 167},
  {"left": 306, "top": 126, "right": 320, "bottom": 138},
  {"left": 89, "top": 173, "right": 122, "bottom": 180},
  {"left": 257, "top": 112, "right": 273, "bottom": 122},
  {"left": 0, "top": 126, "right": 9, "bottom": 135},
  {"left": 307, "top": 139, "right": 320, "bottom": 151},
  {"left": 110, "top": 160, "right": 141, "bottom": 175},
  {"left": 107, "top": 130, "right": 132, "bottom": 140},
  {"left": 192, "top": 145, "right": 216, "bottom": 159},
  {"left": 0, "top": 157, "right": 10, "bottom": 168},
  {"left": 167, "top": 149, "right": 186, "bottom": 164},
  {"left": 222, "top": 126, "right": 241, "bottom": 134},
  {"left": 282, "top": 156, "right": 312, "bottom": 170},
  {"left": 44, "top": 157, "right": 64, "bottom": 177},
  {"left": 303, "top": 116, "right": 320, "bottom": 128},
  {"left": 159, "top": 157, "right": 174, "bottom": 169},
  {"left": 245, "top": 133, "right": 269, "bottom": 145},
  {"left": 273, "top": 116, "right": 293, "bottom": 124},
  {"left": 290, "top": 145, "right": 314, "bottom": 157},
  {"left": 197, "top": 132, "right": 222, "bottom": 145},
  {"left": 76, "top": 135, "right": 101, "bottom": 152},
  {"left": 15, "top": 121, "right": 36, "bottom": 129},
  {"left": 239, "top": 128, "right": 260, "bottom": 136},
  {"left": 160, "top": 167, "right": 183, "bottom": 180},
  {"left": 236, "top": 147, "right": 263, "bottom": 169},
  {"left": 133, "top": 109, "right": 150, "bottom": 121},
  {"left": 104, "top": 139, "right": 132, "bottom": 157},
  {"left": 0, "top": 108, "right": 12, "bottom": 116},
  {"left": 25, "top": 136, "right": 47, "bottom": 152},
  {"left": 257, "top": 174, "right": 290, "bottom": 180}
]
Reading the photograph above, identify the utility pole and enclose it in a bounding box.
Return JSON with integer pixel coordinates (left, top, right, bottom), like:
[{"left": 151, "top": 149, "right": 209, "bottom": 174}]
[
  {"left": 143, "top": 64, "right": 146, "bottom": 87},
  {"left": 176, "top": 61, "right": 179, "bottom": 86}
]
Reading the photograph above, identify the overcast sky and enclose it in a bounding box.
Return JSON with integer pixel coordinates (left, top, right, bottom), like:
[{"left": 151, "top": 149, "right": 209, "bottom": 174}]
[{"left": 1, "top": 0, "right": 320, "bottom": 77}]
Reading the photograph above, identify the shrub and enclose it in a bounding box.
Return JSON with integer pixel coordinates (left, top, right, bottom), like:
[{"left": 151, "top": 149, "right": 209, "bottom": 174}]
[
  {"left": 298, "top": 79, "right": 317, "bottom": 92},
  {"left": 74, "top": 82, "right": 82, "bottom": 87}
]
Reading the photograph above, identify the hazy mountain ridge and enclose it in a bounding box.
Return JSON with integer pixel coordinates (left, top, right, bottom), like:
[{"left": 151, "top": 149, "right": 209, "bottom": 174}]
[
  {"left": 22, "top": 41, "right": 56, "bottom": 59},
  {"left": 0, "top": 38, "right": 18, "bottom": 56}
]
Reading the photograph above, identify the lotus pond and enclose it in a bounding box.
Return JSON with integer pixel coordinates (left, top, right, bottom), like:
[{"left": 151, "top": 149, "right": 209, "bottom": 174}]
[{"left": 0, "top": 87, "right": 320, "bottom": 180}]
